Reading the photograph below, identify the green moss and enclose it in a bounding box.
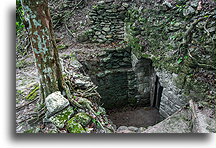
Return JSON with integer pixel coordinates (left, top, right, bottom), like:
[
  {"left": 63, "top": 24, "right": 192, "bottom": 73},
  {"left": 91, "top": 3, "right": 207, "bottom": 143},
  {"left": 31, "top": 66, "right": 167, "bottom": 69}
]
[
  {"left": 26, "top": 84, "right": 39, "bottom": 100},
  {"left": 57, "top": 44, "right": 68, "bottom": 50},
  {"left": 66, "top": 122, "right": 85, "bottom": 133},
  {"left": 49, "top": 106, "right": 74, "bottom": 128},
  {"left": 174, "top": 72, "right": 187, "bottom": 89},
  {"left": 128, "top": 97, "right": 137, "bottom": 106},
  {"left": 77, "top": 32, "right": 89, "bottom": 43},
  {"left": 70, "top": 112, "right": 92, "bottom": 126}
]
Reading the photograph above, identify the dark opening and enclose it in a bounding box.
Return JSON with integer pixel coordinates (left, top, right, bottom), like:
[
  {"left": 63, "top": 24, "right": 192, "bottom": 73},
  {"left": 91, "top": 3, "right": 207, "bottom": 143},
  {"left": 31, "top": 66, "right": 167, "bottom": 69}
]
[
  {"left": 153, "top": 76, "right": 163, "bottom": 110},
  {"left": 80, "top": 52, "right": 164, "bottom": 129},
  {"left": 107, "top": 75, "right": 164, "bottom": 128}
]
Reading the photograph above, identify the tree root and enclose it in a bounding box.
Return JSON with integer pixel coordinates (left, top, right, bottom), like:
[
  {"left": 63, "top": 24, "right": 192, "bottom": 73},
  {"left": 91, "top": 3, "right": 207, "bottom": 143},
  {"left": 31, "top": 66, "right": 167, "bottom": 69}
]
[
  {"left": 188, "top": 51, "right": 216, "bottom": 70},
  {"left": 177, "top": 16, "right": 209, "bottom": 55}
]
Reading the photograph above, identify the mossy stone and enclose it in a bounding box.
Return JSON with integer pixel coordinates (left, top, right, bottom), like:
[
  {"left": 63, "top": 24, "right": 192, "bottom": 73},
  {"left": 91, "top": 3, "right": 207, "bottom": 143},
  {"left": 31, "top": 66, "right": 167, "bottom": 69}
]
[
  {"left": 70, "top": 112, "right": 92, "bottom": 126},
  {"left": 66, "top": 120, "right": 85, "bottom": 133},
  {"left": 49, "top": 106, "right": 74, "bottom": 128}
]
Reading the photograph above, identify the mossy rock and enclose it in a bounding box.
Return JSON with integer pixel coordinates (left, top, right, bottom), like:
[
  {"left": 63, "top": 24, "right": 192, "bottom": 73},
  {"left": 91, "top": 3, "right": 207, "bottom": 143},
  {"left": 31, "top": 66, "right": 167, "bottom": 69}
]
[
  {"left": 174, "top": 73, "right": 186, "bottom": 89},
  {"left": 70, "top": 112, "right": 92, "bottom": 127},
  {"left": 66, "top": 120, "right": 86, "bottom": 133},
  {"left": 49, "top": 106, "right": 74, "bottom": 128}
]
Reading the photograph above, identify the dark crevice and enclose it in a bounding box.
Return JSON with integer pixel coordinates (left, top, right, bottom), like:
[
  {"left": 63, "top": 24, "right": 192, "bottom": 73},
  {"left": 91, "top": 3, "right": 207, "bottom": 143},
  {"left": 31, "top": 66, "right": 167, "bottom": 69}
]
[{"left": 153, "top": 76, "right": 163, "bottom": 110}]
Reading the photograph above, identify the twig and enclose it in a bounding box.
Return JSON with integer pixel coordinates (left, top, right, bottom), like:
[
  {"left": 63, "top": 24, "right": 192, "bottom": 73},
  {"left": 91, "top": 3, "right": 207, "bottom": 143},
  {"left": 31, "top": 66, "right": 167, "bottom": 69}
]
[
  {"left": 177, "top": 16, "right": 209, "bottom": 55},
  {"left": 65, "top": 24, "right": 74, "bottom": 37},
  {"left": 84, "top": 86, "right": 98, "bottom": 94},
  {"left": 16, "top": 97, "right": 39, "bottom": 111}
]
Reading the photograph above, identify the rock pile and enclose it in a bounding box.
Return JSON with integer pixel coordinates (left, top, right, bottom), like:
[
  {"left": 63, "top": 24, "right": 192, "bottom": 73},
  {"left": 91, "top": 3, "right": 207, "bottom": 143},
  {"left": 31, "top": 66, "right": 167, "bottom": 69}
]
[
  {"left": 80, "top": 0, "right": 130, "bottom": 43},
  {"left": 116, "top": 126, "right": 146, "bottom": 133},
  {"left": 43, "top": 91, "right": 115, "bottom": 133}
]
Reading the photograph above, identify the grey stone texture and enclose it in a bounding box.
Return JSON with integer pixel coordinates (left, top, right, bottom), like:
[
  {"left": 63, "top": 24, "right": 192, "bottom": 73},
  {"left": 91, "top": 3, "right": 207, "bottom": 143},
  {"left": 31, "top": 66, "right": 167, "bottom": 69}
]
[
  {"left": 86, "top": 1, "right": 130, "bottom": 43},
  {"left": 143, "top": 108, "right": 192, "bottom": 133},
  {"left": 45, "top": 91, "right": 69, "bottom": 116},
  {"left": 154, "top": 69, "right": 188, "bottom": 118},
  {"left": 131, "top": 53, "right": 152, "bottom": 106},
  {"left": 80, "top": 46, "right": 152, "bottom": 109}
]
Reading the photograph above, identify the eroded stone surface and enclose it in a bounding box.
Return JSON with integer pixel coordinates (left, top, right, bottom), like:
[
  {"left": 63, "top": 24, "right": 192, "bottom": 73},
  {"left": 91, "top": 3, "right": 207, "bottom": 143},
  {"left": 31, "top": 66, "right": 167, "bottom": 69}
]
[
  {"left": 83, "top": 1, "right": 130, "bottom": 43},
  {"left": 45, "top": 91, "right": 69, "bottom": 115},
  {"left": 49, "top": 106, "right": 74, "bottom": 128},
  {"left": 143, "top": 108, "right": 191, "bottom": 133},
  {"left": 154, "top": 69, "right": 188, "bottom": 118}
]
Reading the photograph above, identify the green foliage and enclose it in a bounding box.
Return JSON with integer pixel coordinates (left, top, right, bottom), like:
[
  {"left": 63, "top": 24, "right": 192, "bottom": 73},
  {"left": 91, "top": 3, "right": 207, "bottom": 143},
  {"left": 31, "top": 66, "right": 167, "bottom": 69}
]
[
  {"left": 66, "top": 119, "right": 86, "bottom": 133},
  {"left": 16, "top": 0, "right": 25, "bottom": 33},
  {"left": 177, "top": 57, "right": 183, "bottom": 64},
  {"left": 128, "top": 36, "right": 142, "bottom": 53},
  {"left": 57, "top": 44, "right": 68, "bottom": 50}
]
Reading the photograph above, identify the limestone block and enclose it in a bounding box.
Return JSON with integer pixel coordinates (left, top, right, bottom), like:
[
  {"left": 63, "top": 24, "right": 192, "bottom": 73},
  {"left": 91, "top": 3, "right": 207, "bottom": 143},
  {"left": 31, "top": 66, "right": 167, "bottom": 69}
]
[
  {"left": 45, "top": 91, "right": 69, "bottom": 115},
  {"left": 122, "top": 3, "right": 129, "bottom": 8},
  {"left": 95, "top": 31, "right": 101, "bottom": 35},
  {"left": 128, "top": 126, "right": 139, "bottom": 132}
]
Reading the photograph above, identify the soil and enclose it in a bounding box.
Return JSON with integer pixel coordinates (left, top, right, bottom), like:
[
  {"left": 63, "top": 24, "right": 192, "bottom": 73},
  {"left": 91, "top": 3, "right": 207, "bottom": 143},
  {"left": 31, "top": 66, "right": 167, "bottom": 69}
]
[{"left": 107, "top": 106, "right": 163, "bottom": 128}]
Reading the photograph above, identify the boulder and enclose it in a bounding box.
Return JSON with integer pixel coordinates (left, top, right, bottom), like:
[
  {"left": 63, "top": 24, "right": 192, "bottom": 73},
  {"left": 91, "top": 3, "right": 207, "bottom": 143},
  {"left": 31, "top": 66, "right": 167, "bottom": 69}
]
[
  {"left": 45, "top": 91, "right": 69, "bottom": 116},
  {"left": 77, "top": 31, "right": 90, "bottom": 43},
  {"left": 66, "top": 120, "right": 86, "bottom": 133},
  {"left": 117, "top": 126, "right": 128, "bottom": 132}
]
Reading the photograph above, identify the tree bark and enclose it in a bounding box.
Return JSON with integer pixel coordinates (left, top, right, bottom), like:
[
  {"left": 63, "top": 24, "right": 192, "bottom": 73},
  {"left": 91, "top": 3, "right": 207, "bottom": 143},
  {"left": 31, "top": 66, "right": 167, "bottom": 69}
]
[{"left": 21, "top": 0, "right": 67, "bottom": 103}]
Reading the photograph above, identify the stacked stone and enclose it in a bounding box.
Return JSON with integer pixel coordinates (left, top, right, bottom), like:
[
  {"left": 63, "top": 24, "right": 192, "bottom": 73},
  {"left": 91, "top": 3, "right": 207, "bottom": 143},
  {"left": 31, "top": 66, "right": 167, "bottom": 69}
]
[
  {"left": 95, "top": 47, "right": 133, "bottom": 109},
  {"left": 99, "top": 47, "right": 132, "bottom": 70},
  {"left": 79, "top": 46, "right": 153, "bottom": 109},
  {"left": 87, "top": 0, "right": 130, "bottom": 43}
]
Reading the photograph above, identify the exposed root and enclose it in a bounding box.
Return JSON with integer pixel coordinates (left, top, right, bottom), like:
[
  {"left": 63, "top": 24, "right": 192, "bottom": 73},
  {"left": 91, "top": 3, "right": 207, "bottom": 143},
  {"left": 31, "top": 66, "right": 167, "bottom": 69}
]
[{"left": 16, "top": 97, "right": 39, "bottom": 111}]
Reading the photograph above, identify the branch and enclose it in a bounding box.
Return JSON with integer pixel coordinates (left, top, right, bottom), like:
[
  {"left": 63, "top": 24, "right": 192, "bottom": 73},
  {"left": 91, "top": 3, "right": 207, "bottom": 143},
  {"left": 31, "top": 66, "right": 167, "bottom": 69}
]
[
  {"left": 177, "top": 16, "right": 209, "bottom": 55},
  {"left": 188, "top": 51, "right": 216, "bottom": 70}
]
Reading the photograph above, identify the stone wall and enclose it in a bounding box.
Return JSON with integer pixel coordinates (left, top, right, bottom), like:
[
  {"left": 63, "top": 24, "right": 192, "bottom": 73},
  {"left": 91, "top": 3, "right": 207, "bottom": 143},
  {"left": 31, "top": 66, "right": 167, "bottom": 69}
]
[
  {"left": 79, "top": 46, "right": 152, "bottom": 109},
  {"left": 86, "top": 0, "right": 130, "bottom": 43},
  {"left": 131, "top": 53, "right": 152, "bottom": 106},
  {"left": 153, "top": 69, "right": 188, "bottom": 118},
  {"left": 78, "top": 46, "right": 189, "bottom": 117}
]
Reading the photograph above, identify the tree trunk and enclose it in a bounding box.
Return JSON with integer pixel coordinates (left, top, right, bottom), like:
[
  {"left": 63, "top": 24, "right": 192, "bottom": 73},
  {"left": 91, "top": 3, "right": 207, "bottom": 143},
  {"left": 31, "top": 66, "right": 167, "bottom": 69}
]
[{"left": 21, "top": 0, "right": 67, "bottom": 103}]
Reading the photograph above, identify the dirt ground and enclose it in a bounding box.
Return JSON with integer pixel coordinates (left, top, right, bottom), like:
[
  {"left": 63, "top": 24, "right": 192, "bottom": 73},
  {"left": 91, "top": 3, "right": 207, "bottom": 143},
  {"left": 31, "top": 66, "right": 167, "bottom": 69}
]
[{"left": 107, "top": 106, "right": 163, "bottom": 128}]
